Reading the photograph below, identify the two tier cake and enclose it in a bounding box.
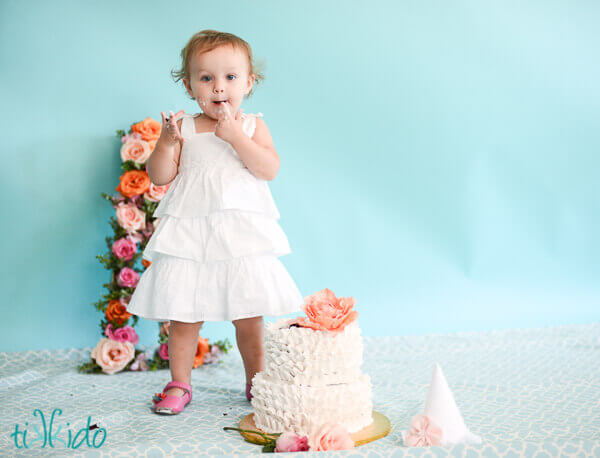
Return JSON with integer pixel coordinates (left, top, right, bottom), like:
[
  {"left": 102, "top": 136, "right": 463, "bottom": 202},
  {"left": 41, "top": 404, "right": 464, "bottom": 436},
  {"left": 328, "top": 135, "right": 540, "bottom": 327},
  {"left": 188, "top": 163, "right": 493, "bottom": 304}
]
[{"left": 250, "top": 288, "right": 374, "bottom": 436}]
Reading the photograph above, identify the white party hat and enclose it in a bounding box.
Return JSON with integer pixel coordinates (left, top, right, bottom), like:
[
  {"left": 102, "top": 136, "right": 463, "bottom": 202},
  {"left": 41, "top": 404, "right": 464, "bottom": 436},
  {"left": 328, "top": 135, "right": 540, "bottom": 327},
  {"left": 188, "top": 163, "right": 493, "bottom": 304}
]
[{"left": 401, "top": 362, "right": 482, "bottom": 447}]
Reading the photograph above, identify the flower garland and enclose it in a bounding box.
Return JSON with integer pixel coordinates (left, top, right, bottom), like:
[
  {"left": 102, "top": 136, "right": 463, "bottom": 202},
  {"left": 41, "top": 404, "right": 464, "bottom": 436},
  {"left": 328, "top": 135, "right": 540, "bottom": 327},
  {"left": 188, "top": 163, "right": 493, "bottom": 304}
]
[{"left": 77, "top": 117, "right": 231, "bottom": 375}]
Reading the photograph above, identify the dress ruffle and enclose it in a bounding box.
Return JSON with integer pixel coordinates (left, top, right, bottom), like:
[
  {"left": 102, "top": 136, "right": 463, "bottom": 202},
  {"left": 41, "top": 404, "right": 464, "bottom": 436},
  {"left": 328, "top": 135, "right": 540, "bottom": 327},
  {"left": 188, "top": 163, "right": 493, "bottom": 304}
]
[
  {"left": 153, "top": 150, "right": 280, "bottom": 219},
  {"left": 126, "top": 252, "right": 304, "bottom": 322},
  {"left": 143, "top": 211, "right": 291, "bottom": 263}
]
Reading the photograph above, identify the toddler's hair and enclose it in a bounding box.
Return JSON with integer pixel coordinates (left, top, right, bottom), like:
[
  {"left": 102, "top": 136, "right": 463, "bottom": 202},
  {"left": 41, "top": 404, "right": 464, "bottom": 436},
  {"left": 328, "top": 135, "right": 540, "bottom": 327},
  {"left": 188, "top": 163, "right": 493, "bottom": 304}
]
[{"left": 171, "top": 29, "right": 265, "bottom": 100}]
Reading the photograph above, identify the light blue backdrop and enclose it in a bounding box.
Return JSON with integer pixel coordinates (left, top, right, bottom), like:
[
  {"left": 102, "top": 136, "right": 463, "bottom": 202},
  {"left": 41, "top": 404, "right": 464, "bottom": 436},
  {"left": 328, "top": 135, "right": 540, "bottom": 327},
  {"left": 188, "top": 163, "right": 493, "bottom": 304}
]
[{"left": 1, "top": 1, "right": 598, "bottom": 352}]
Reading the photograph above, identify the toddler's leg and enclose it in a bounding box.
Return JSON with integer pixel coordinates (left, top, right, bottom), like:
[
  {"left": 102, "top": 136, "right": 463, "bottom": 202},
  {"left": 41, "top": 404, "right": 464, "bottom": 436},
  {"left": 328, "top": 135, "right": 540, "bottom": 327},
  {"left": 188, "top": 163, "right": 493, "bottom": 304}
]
[
  {"left": 165, "top": 320, "right": 204, "bottom": 397},
  {"left": 232, "top": 316, "right": 265, "bottom": 384}
]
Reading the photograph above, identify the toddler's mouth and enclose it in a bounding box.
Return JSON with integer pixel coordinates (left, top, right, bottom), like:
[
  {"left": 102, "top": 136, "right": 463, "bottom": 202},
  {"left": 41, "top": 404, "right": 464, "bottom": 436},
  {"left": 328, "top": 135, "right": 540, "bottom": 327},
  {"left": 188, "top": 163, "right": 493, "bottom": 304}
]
[{"left": 213, "top": 100, "right": 228, "bottom": 105}]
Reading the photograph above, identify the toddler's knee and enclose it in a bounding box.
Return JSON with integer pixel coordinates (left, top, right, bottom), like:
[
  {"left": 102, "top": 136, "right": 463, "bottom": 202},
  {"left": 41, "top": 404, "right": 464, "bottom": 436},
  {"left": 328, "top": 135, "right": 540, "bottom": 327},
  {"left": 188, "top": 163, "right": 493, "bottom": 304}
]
[{"left": 232, "top": 315, "right": 263, "bottom": 328}]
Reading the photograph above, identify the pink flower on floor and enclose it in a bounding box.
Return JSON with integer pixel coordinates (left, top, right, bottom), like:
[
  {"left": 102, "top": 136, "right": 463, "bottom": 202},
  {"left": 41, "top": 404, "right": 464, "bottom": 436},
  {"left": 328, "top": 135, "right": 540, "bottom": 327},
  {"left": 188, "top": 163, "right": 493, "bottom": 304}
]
[
  {"left": 117, "top": 267, "right": 140, "bottom": 288},
  {"left": 309, "top": 424, "right": 354, "bottom": 451},
  {"left": 104, "top": 323, "right": 139, "bottom": 345},
  {"left": 404, "top": 414, "right": 443, "bottom": 447},
  {"left": 158, "top": 342, "right": 169, "bottom": 360},
  {"left": 275, "top": 431, "right": 310, "bottom": 452},
  {"left": 111, "top": 237, "right": 138, "bottom": 261}
]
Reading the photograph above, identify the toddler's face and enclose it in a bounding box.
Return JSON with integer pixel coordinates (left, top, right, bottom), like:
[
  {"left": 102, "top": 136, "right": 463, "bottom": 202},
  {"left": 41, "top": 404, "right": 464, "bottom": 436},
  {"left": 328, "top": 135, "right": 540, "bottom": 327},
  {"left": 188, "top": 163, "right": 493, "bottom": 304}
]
[{"left": 183, "top": 45, "right": 255, "bottom": 120}]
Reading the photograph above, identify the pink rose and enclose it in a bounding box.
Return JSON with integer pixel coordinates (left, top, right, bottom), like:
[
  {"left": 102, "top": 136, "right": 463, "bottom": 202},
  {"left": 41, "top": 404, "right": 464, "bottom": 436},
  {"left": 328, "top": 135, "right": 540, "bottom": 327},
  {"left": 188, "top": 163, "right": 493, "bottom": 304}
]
[
  {"left": 120, "top": 137, "right": 152, "bottom": 164},
  {"left": 144, "top": 182, "right": 170, "bottom": 202},
  {"left": 111, "top": 237, "right": 138, "bottom": 261},
  {"left": 308, "top": 424, "right": 354, "bottom": 451},
  {"left": 90, "top": 337, "right": 135, "bottom": 375},
  {"left": 117, "top": 267, "right": 140, "bottom": 288},
  {"left": 104, "top": 323, "right": 139, "bottom": 345},
  {"left": 115, "top": 202, "right": 146, "bottom": 234},
  {"left": 404, "top": 414, "right": 443, "bottom": 447},
  {"left": 158, "top": 342, "right": 169, "bottom": 360},
  {"left": 130, "top": 352, "right": 149, "bottom": 371},
  {"left": 275, "top": 432, "right": 310, "bottom": 452}
]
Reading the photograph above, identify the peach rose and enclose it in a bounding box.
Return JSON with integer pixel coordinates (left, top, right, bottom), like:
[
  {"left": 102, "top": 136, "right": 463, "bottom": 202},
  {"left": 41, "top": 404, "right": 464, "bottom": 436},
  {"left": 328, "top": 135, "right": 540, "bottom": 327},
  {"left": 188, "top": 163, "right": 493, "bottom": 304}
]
[
  {"left": 90, "top": 337, "right": 135, "bottom": 375},
  {"left": 115, "top": 202, "right": 146, "bottom": 233},
  {"left": 144, "top": 182, "right": 170, "bottom": 202},
  {"left": 105, "top": 299, "right": 132, "bottom": 325},
  {"left": 288, "top": 288, "right": 358, "bottom": 333},
  {"left": 120, "top": 138, "right": 152, "bottom": 165},
  {"left": 309, "top": 424, "right": 354, "bottom": 451},
  {"left": 131, "top": 117, "right": 162, "bottom": 143},
  {"left": 192, "top": 337, "right": 210, "bottom": 368},
  {"left": 115, "top": 170, "right": 151, "bottom": 198}
]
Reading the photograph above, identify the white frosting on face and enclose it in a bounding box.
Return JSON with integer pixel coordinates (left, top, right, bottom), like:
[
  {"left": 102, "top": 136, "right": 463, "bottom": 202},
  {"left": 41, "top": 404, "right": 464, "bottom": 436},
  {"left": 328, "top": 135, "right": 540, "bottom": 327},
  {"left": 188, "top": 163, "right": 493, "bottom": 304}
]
[{"left": 250, "top": 317, "right": 374, "bottom": 436}]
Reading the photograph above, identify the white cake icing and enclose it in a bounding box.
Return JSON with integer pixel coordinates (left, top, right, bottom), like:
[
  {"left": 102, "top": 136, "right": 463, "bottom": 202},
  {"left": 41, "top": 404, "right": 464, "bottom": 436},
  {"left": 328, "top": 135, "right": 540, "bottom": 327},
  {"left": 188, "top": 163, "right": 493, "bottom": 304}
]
[{"left": 250, "top": 317, "right": 374, "bottom": 436}]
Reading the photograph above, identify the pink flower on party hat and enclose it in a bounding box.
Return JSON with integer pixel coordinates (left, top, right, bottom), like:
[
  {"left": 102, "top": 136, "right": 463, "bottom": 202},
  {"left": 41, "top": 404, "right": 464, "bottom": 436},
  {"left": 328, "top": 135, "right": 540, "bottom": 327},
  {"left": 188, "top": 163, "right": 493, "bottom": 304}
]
[
  {"left": 274, "top": 432, "right": 310, "bottom": 452},
  {"left": 404, "top": 414, "right": 443, "bottom": 447}
]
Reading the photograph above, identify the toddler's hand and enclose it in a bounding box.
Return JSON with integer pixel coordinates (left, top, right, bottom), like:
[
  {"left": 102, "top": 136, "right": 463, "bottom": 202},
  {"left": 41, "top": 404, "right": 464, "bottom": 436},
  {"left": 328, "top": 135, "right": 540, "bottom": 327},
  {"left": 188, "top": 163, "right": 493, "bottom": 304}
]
[
  {"left": 160, "top": 110, "right": 186, "bottom": 145},
  {"left": 214, "top": 102, "right": 244, "bottom": 145}
]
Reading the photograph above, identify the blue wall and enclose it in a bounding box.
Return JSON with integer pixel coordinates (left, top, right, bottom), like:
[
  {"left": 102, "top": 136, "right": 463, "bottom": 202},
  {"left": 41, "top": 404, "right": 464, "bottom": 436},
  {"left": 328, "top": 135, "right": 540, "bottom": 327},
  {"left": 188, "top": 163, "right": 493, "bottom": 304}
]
[{"left": 1, "top": 0, "right": 598, "bottom": 352}]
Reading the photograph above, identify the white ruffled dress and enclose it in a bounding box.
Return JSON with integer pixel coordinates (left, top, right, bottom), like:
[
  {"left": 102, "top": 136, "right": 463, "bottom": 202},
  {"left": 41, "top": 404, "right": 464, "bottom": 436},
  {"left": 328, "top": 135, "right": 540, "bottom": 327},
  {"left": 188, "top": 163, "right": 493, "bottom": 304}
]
[{"left": 125, "top": 112, "right": 304, "bottom": 323}]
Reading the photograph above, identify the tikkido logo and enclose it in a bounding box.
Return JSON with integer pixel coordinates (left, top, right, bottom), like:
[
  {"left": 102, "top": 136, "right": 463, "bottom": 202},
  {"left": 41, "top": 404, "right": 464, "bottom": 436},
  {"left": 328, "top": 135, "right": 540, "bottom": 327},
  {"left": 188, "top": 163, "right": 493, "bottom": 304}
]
[{"left": 10, "top": 408, "right": 107, "bottom": 449}]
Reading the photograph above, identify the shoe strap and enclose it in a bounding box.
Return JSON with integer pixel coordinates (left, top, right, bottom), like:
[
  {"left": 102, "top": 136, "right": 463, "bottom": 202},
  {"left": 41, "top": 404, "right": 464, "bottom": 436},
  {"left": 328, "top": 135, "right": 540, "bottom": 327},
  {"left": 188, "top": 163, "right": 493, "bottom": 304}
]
[{"left": 164, "top": 380, "right": 192, "bottom": 394}]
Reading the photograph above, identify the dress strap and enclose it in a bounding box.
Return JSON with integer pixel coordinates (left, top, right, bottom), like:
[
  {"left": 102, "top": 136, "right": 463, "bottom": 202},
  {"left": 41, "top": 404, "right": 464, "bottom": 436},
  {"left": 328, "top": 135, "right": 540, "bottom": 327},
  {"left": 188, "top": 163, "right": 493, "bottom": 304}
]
[
  {"left": 242, "top": 112, "right": 264, "bottom": 138},
  {"left": 180, "top": 114, "right": 194, "bottom": 139}
]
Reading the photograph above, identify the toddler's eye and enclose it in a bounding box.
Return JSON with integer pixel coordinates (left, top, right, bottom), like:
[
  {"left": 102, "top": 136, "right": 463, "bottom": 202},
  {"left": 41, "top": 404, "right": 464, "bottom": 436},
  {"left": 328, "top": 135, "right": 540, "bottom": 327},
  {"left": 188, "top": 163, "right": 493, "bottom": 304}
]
[{"left": 227, "top": 74, "right": 236, "bottom": 80}]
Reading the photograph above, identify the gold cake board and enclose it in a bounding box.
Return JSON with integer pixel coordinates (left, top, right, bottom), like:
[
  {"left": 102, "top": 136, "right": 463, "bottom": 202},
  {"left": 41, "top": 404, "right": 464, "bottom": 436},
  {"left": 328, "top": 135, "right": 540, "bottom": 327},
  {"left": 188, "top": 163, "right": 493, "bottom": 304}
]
[{"left": 238, "top": 410, "right": 390, "bottom": 447}]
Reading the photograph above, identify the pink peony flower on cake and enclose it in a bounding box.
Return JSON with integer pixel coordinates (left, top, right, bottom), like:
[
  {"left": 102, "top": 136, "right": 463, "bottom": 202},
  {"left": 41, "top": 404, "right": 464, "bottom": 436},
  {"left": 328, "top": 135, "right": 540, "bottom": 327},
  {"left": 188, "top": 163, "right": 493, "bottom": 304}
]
[
  {"left": 404, "top": 414, "right": 443, "bottom": 447},
  {"left": 287, "top": 288, "right": 358, "bottom": 333},
  {"left": 309, "top": 423, "right": 354, "bottom": 451},
  {"left": 274, "top": 432, "right": 310, "bottom": 452}
]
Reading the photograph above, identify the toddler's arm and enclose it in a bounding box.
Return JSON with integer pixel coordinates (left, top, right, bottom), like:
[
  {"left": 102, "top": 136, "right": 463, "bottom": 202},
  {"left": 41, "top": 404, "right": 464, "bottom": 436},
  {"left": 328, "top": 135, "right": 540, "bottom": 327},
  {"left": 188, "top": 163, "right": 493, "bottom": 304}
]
[{"left": 147, "top": 110, "right": 184, "bottom": 186}]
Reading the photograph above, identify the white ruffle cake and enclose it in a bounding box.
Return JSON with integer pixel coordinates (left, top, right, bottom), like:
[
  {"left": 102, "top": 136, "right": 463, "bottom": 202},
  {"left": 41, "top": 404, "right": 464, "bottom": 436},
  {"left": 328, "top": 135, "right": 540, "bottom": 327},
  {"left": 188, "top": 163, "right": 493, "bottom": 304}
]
[{"left": 250, "top": 318, "right": 374, "bottom": 436}]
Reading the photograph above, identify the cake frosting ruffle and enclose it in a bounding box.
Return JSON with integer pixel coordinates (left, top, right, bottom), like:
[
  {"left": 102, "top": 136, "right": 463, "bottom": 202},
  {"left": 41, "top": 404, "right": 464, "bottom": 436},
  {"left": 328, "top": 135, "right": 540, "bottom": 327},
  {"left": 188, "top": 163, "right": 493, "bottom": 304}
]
[
  {"left": 263, "top": 320, "right": 364, "bottom": 384},
  {"left": 251, "top": 372, "right": 373, "bottom": 436},
  {"left": 250, "top": 316, "right": 374, "bottom": 436}
]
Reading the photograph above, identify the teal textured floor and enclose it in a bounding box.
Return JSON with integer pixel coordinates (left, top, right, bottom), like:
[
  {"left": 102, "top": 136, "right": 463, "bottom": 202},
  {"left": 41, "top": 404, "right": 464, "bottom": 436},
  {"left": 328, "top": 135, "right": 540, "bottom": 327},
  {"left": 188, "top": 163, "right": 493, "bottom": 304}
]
[{"left": 1, "top": 322, "right": 599, "bottom": 457}]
